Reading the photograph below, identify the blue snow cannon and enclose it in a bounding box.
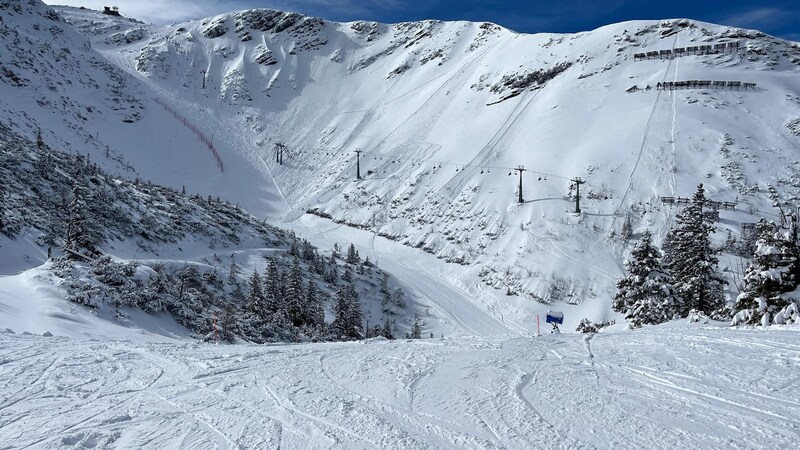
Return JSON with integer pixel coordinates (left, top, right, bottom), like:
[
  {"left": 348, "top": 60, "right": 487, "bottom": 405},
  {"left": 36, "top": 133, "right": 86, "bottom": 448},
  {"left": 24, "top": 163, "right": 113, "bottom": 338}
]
[{"left": 546, "top": 310, "right": 564, "bottom": 334}]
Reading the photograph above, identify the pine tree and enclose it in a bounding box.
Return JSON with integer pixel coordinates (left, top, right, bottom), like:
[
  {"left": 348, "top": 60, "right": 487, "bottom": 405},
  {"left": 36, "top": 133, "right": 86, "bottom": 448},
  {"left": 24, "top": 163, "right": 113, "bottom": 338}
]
[
  {"left": 332, "top": 286, "right": 350, "bottom": 339},
  {"left": 305, "top": 279, "right": 324, "bottom": 329},
  {"left": 612, "top": 231, "right": 675, "bottom": 327},
  {"left": 346, "top": 243, "right": 360, "bottom": 265},
  {"left": 381, "top": 318, "right": 394, "bottom": 340},
  {"left": 285, "top": 259, "right": 304, "bottom": 326},
  {"left": 346, "top": 283, "right": 363, "bottom": 339},
  {"left": 64, "top": 180, "right": 97, "bottom": 259},
  {"left": 665, "top": 184, "right": 726, "bottom": 317},
  {"left": 331, "top": 283, "right": 362, "bottom": 340},
  {"left": 342, "top": 265, "right": 353, "bottom": 283},
  {"left": 227, "top": 261, "right": 240, "bottom": 285},
  {"left": 36, "top": 129, "right": 44, "bottom": 149},
  {"left": 411, "top": 316, "right": 422, "bottom": 339},
  {"left": 301, "top": 239, "right": 315, "bottom": 261},
  {"left": 220, "top": 304, "right": 237, "bottom": 341},
  {"left": 732, "top": 219, "right": 800, "bottom": 325},
  {"left": 621, "top": 215, "right": 633, "bottom": 240},
  {"left": 246, "top": 270, "right": 265, "bottom": 315},
  {"left": 264, "top": 258, "right": 282, "bottom": 314},
  {"left": 326, "top": 257, "right": 339, "bottom": 286}
]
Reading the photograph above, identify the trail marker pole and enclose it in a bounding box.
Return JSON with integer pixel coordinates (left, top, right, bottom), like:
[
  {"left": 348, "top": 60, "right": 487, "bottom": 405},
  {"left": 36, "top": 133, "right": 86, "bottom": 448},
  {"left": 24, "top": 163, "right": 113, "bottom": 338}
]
[{"left": 536, "top": 314, "right": 540, "bottom": 336}]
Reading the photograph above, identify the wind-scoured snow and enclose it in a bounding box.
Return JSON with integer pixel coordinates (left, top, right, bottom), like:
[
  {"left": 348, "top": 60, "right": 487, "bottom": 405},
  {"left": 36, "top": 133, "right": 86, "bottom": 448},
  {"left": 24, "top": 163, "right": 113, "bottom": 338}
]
[{"left": 1, "top": 326, "right": 798, "bottom": 449}]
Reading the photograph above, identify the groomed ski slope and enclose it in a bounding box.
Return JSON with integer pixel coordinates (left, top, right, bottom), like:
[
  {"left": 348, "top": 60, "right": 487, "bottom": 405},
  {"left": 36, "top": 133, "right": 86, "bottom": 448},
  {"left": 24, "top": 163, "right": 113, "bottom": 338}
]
[{"left": 1, "top": 326, "right": 798, "bottom": 449}]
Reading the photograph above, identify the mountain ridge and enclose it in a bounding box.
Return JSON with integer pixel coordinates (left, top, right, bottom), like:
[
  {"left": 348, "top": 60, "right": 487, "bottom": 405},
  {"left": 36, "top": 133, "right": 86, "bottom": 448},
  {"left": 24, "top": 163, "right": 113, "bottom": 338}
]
[{"left": 5, "top": 0, "right": 800, "bottom": 327}]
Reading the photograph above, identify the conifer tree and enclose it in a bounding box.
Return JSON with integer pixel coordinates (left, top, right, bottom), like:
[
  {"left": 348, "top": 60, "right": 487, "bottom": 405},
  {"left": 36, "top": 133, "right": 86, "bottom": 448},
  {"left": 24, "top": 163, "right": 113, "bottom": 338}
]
[
  {"left": 264, "top": 258, "right": 281, "bottom": 314},
  {"left": 332, "top": 286, "right": 350, "bottom": 339},
  {"left": 381, "top": 318, "right": 394, "bottom": 340},
  {"left": 346, "top": 243, "right": 360, "bottom": 265},
  {"left": 612, "top": 231, "right": 675, "bottom": 326},
  {"left": 305, "top": 279, "right": 324, "bottom": 329},
  {"left": 342, "top": 265, "right": 353, "bottom": 283},
  {"left": 227, "top": 261, "right": 240, "bottom": 285},
  {"left": 346, "top": 283, "right": 363, "bottom": 339},
  {"left": 64, "top": 180, "right": 97, "bottom": 259},
  {"left": 621, "top": 215, "right": 633, "bottom": 240},
  {"left": 285, "top": 259, "right": 304, "bottom": 326},
  {"left": 301, "top": 239, "right": 315, "bottom": 261},
  {"left": 326, "top": 257, "right": 339, "bottom": 285},
  {"left": 411, "top": 316, "right": 422, "bottom": 339},
  {"left": 733, "top": 219, "right": 800, "bottom": 325},
  {"left": 665, "top": 184, "right": 726, "bottom": 317},
  {"left": 332, "top": 283, "right": 362, "bottom": 340},
  {"left": 246, "top": 270, "right": 265, "bottom": 315}
]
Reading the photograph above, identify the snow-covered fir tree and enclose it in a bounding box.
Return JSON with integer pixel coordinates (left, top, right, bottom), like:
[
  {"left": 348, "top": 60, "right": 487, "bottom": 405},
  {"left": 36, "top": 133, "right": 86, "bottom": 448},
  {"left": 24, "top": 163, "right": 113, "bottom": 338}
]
[
  {"left": 410, "top": 316, "right": 422, "bottom": 339},
  {"left": 621, "top": 215, "right": 633, "bottom": 241},
  {"left": 285, "top": 258, "right": 305, "bottom": 326},
  {"left": 64, "top": 180, "right": 98, "bottom": 259},
  {"left": 264, "top": 258, "right": 282, "bottom": 315},
  {"left": 332, "top": 283, "right": 363, "bottom": 340},
  {"left": 665, "top": 184, "right": 726, "bottom": 317},
  {"left": 346, "top": 243, "right": 360, "bottom": 265},
  {"left": 304, "top": 279, "right": 325, "bottom": 331},
  {"left": 732, "top": 219, "right": 800, "bottom": 326},
  {"left": 612, "top": 231, "right": 675, "bottom": 327},
  {"left": 246, "top": 270, "right": 265, "bottom": 316},
  {"left": 381, "top": 318, "right": 394, "bottom": 340}
]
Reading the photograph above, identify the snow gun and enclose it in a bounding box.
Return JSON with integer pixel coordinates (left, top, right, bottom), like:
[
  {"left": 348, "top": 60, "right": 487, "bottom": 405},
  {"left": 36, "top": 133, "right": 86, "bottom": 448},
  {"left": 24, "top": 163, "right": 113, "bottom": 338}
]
[{"left": 546, "top": 310, "right": 564, "bottom": 334}]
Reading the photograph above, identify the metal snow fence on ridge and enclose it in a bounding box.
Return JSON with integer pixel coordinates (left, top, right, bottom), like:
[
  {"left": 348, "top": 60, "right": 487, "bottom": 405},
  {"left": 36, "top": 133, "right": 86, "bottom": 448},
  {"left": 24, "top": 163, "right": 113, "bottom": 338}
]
[
  {"left": 633, "top": 41, "right": 740, "bottom": 61},
  {"left": 153, "top": 97, "right": 224, "bottom": 173}
]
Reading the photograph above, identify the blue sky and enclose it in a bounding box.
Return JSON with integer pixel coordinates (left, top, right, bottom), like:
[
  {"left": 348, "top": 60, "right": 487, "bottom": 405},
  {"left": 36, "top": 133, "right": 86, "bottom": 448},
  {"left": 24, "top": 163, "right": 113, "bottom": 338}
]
[{"left": 46, "top": 0, "right": 800, "bottom": 40}]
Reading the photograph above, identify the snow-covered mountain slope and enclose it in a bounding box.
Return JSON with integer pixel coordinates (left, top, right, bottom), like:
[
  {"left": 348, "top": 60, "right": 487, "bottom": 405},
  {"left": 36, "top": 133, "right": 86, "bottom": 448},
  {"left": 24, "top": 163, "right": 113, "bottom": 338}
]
[
  {"left": 2, "top": 325, "right": 798, "bottom": 448},
  {"left": 0, "top": 1, "right": 284, "bottom": 218},
  {"left": 52, "top": 5, "right": 800, "bottom": 311},
  {"left": 4, "top": 1, "right": 800, "bottom": 328}
]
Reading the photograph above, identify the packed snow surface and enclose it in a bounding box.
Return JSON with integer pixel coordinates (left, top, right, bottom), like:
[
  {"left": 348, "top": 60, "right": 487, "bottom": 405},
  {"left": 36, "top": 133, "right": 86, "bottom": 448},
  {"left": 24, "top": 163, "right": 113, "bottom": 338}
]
[{"left": 1, "top": 326, "right": 798, "bottom": 449}]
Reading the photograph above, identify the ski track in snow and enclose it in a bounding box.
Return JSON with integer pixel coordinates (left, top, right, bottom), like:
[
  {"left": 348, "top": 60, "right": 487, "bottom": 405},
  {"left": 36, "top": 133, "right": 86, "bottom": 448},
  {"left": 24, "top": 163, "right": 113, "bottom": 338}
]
[
  {"left": 1, "top": 327, "right": 798, "bottom": 449},
  {"left": 615, "top": 34, "right": 680, "bottom": 216}
]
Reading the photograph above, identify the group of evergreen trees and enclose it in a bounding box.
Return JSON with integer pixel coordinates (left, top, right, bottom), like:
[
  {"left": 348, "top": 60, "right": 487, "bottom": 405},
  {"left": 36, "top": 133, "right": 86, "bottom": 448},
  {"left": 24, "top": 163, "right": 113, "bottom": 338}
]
[
  {"left": 614, "top": 184, "right": 800, "bottom": 327},
  {"left": 0, "top": 124, "right": 417, "bottom": 342},
  {"left": 732, "top": 219, "right": 800, "bottom": 325}
]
